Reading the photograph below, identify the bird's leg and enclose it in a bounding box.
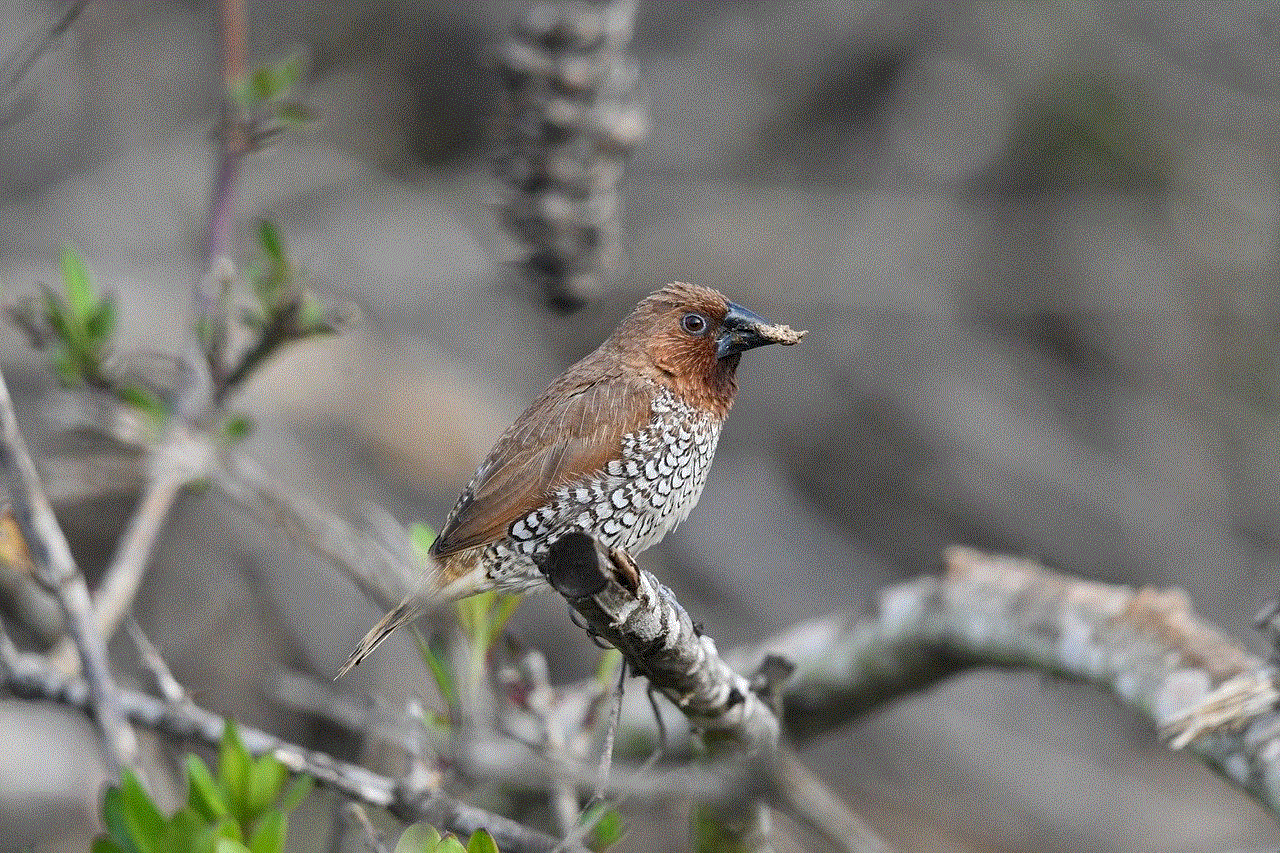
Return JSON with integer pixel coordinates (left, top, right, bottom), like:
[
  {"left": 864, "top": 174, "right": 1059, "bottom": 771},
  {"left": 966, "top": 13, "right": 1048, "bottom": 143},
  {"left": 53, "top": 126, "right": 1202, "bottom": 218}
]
[{"left": 606, "top": 546, "right": 640, "bottom": 594}]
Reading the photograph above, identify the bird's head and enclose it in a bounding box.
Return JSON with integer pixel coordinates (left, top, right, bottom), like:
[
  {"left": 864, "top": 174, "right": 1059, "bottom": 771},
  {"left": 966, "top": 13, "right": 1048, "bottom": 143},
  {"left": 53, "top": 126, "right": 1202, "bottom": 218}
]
[{"left": 616, "top": 282, "right": 806, "bottom": 411}]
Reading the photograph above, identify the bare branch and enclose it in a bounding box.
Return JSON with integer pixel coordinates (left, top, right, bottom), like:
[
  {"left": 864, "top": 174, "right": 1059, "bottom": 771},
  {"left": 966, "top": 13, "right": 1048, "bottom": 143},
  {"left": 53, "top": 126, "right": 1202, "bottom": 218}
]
[
  {"left": 515, "top": 649, "right": 580, "bottom": 838},
  {"left": 0, "top": 368, "right": 137, "bottom": 771},
  {"left": 0, "top": 631, "right": 583, "bottom": 853},
  {"left": 539, "top": 533, "right": 780, "bottom": 752},
  {"left": 766, "top": 750, "right": 890, "bottom": 853},
  {"left": 46, "top": 426, "right": 210, "bottom": 672},
  {"left": 730, "top": 547, "right": 1280, "bottom": 815},
  {"left": 346, "top": 802, "right": 391, "bottom": 853},
  {"left": 0, "top": 0, "right": 89, "bottom": 125}
]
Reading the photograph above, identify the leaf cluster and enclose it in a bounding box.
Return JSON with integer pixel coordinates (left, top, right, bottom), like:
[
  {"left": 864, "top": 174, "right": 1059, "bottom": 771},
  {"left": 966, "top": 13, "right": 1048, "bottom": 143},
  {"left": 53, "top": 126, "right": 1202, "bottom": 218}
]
[
  {"left": 395, "top": 824, "right": 499, "bottom": 853},
  {"left": 207, "top": 220, "right": 341, "bottom": 407},
  {"left": 93, "top": 723, "right": 312, "bottom": 853},
  {"left": 225, "top": 55, "right": 315, "bottom": 151},
  {"left": 8, "top": 245, "right": 117, "bottom": 389}
]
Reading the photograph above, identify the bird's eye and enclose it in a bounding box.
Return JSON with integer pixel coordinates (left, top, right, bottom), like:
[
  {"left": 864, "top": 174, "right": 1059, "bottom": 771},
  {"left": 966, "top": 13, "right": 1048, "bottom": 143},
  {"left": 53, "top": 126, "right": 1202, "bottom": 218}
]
[{"left": 680, "top": 312, "right": 708, "bottom": 336}]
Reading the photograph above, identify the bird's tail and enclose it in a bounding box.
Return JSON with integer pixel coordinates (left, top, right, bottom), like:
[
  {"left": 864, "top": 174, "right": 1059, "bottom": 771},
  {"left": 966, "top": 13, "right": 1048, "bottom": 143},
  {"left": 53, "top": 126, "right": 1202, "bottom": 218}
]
[{"left": 336, "top": 568, "right": 489, "bottom": 678}]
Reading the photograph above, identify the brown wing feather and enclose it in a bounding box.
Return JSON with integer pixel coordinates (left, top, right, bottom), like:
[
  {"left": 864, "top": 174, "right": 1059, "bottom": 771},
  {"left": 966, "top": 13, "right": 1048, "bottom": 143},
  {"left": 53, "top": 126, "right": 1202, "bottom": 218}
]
[{"left": 429, "top": 371, "right": 655, "bottom": 559}]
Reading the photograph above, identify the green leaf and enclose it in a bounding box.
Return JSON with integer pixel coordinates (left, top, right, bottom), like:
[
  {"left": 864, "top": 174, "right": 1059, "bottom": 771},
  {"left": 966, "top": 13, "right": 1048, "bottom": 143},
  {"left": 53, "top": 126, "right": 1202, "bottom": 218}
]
[
  {"left": 91, "top": 837, "right": 128, "bottom": 853},
  {"left": 395, "top": 822, "right": 441, "bottom": 853},
  {"left": 466, "top": 829, "right": 499, "bottom": 853},
  {"left": 584, "top": 804, "right": 624, "bottom": 851},
  {"left": 118, "top": 384, "right": 170, "bottom": 430},
  {"left": 100, "top": 786, "right": 138, "bottom": 853},
  {"left": 486, "top": 595, "right": 522, "bottom": 649},
  {"left": 273, "top": 56, "right": 303, "bottom": 97},
  {"left": 84, "top": 294, "right": 117, "bottom": 344},
  {"left": 245, "top": 754, "right": 288, "bottom": 821},
  {"left": 250, "top": 66, "right": 276, "bottom": 103},
  {"left": 215, "top": 838, "right": 252, "bottom": 853},
  {"left": 219, "top": 723, "right": 253, "bottom": 827},
  {"left": 409, "top": 523, "right": 437, "bottom": 556},
  {"left": 248, "top": 811, "right": 286, "bottom": 853},
  {"left": 436, "top": 835, "right": 467, "bottom": 853},
  {"left": 59, "top": 244, "right": 93, "bottom": 320},
  {"left": 213, "top": 816, "right": 245, "bottom": 844},
  {"left": 412, "top": 627, "right": 457, "bottom": 714},
  {"left": 119, "top": 770, "right": 165, "bottom": 853},
  {"left": 277, "top": 774, "right": 314, "bottom": 814},
  {"left": 164, "top": 807, "right": 207, "bottom": 853},
  {"left": 257, "top": 221, "right": 284, "bottom": 271},
  {"left": 595, "top": 649, "right": 622, "bottom": 689},
  {"left": 690, "top": 804, "right": 749, "bottom": 853},
  {"left": 186, "top": 754, "right": 230, "bottom": 822},
  {"left": 454, "top": 591, "right": 491, "bottom": 644}
]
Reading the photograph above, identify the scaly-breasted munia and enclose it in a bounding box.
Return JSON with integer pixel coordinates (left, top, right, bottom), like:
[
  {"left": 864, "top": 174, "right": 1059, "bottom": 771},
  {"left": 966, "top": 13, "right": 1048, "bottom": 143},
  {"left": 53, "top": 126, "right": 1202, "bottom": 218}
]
[{"left": 340, "top": 282, "right": 805, "bottom": 674}]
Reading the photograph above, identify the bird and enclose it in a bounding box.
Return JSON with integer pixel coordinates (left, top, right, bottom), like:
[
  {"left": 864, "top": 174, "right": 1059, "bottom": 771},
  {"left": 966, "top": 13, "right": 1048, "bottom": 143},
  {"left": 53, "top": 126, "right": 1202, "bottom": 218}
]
[{"left": 339, "top": 282, "right": 805, "bottom": 675}]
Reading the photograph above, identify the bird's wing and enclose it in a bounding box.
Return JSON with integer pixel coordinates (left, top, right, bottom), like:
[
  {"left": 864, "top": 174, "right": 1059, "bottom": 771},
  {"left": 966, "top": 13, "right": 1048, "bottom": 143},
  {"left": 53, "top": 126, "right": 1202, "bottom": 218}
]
[{"left": 429, "top": 372, "right": 655, "bottom": 560}]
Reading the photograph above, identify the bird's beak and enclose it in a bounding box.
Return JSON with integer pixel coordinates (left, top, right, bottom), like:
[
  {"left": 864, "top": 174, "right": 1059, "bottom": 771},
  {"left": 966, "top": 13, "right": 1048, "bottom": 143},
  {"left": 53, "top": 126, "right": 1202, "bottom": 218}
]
[{"left": 716, "top": 302, "right": 808, "bottom": 360}]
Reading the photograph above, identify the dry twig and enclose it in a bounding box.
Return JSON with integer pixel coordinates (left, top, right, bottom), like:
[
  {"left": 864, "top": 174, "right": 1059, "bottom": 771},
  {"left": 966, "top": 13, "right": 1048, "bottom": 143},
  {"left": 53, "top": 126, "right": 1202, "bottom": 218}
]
[
  {"left": 0, "top": 367, "right": 138, "bottom": 771},
  {"left": 0, "top": 628, "right": 583, "bottom": 853}
]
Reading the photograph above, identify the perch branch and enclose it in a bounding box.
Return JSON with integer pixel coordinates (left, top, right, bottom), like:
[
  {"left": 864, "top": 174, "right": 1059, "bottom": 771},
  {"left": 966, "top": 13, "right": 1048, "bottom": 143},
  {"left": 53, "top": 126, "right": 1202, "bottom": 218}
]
[
  {"left": 537, "top": 534, "right": 888, "bottom": 851},
  {"left": 0, "top": 367, "right": 137, "bottom": 771},
  {"left": 0, "top": 631, "right": 582, "bottom": 853},
  {"left": 538, "top": 532, "right": 779, "bottom": 752}
]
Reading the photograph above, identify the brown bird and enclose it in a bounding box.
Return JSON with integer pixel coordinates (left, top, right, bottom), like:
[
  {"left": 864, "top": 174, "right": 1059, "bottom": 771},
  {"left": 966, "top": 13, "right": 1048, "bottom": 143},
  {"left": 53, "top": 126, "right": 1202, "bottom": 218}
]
[{"left": 339, "top": 282, "right": 805, "bottom": 675}]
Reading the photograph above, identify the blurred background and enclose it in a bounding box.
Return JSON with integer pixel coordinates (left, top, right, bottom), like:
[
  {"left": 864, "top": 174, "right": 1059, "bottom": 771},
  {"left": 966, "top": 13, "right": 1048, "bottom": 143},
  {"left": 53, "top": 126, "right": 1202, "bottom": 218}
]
[{"left": 1, "top": 1, "right": 1279, "bottom": 850}]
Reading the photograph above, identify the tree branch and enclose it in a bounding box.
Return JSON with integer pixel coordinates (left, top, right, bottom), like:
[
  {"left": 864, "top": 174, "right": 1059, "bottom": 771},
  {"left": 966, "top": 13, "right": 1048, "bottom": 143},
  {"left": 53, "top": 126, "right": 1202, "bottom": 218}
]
[
  {"left": 0, "top": 630, "right": 583, "bottom": 853},
  {"left": 538, "top": 532, "right": 780, "bottom": 752},
  {"left": 49, "top": 426, "right": 211, "bottom": 673},
  {"left": 733, "top": 547, "right": 1280, "bottom": 815},
  {"left": 0, "top": 367, "right": 137, "bottom": 771},
  {"left": 536, "top": 533, "right": 892, "bottom": 851}
]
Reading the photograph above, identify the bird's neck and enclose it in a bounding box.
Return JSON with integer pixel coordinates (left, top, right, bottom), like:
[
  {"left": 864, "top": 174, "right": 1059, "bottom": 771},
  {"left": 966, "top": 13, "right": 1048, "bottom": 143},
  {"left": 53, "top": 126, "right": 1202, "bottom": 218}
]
[{"left": 666, "top": 353, "right": 738, "bottom": 420}]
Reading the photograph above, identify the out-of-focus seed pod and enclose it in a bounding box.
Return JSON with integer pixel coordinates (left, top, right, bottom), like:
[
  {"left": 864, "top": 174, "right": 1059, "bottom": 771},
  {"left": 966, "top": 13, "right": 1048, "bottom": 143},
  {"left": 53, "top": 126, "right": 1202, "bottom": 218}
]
[{"left": 494, "top": 0, "right": 647, "bottom": 313}]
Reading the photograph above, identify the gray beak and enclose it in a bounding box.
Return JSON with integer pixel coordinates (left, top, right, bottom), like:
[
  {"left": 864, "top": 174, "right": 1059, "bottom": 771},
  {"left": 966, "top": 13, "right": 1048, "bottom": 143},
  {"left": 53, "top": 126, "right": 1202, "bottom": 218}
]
[{"left": 716, "top": 301, "right": 808, "bottom": 360}]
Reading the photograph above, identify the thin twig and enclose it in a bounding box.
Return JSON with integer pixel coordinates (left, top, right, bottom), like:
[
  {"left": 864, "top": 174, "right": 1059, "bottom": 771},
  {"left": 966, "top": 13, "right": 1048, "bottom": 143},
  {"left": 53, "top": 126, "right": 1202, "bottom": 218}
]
[
  {"left": 0, "top": 630, "right": 583, "bottom": 853},
  {"left": 126, "top": 618, "right": 186, "bottom": 704},
  {"left": 517, "top": 650, "right": 580, "bottom": 838},
  {"left": 0, "top": 0, "right": 89, "bottom": 124},
  {"left": 49, "top": 428, "right": 208, "bottom": 672},
  {"left": 592, "top": 662, "right": 626, "bottom": 804},
  {"left": 0, "top": 367, "right": 137, "bottom": 772},
  {"left": 346, "top": 802, "right": 391, "bottom": 853},
  {"left": 767, "top": 750, "right": 891, "bottom": 853},
  {"left": 213, "top": 453, "right": 422, "bottom": 611}
]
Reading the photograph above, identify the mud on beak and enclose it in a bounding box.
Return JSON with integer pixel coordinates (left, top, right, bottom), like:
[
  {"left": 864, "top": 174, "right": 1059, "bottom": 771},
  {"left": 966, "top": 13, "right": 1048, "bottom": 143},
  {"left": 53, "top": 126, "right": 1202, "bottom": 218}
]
[{"left": 716, "top": 302, "right": 808, "bottom": 359}]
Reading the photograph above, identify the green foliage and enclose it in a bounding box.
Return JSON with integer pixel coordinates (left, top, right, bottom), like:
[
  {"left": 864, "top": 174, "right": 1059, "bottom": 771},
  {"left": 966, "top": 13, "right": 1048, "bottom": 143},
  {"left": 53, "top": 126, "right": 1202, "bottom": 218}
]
[
  {"left": 406, "top": 521, "right": 520, "bottom": 716},
  {"left": 93, "top": 722, "right": 313, "bottom": 853},
  {"left": 227, "top": 54, "right": 315, "bottom": 140},
  {"left": 214, "top": 219, "right": 340, "bottom": 402},
  {"left": 455, "top": 591, "right": 523, "bottom": 669},
  {"left": 579, "top": 803, "right": 626, "bottom": 852},
  {"left": 11, "top": 244, "right": 119, "bottom": 389},
  {"left": 413, "top": 627, "right": 458, "bottom": 725},
  {"left": 689, "top": 805, "right": 750, "bottom": 853},
  {"left": 595, "top": 648, "right": 622, "bottom": 690},
  {"left": 409, "top": 523, "right": 437, "bottom": 555},
  {"left": 394, "top": 825, "right": 500, "bottom": 853}
]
